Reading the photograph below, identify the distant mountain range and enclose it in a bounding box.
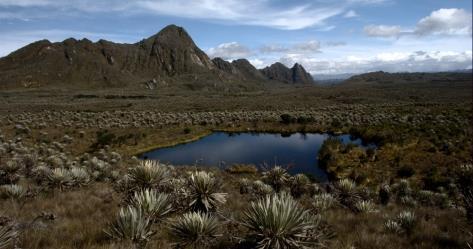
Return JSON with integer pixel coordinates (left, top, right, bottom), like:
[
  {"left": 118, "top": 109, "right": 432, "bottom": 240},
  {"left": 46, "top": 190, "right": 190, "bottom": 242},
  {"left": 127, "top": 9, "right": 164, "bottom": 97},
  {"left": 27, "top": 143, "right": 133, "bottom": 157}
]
[
  {"left": 0, "top": 25, "right": 315, "bottom": 90},
  {"left": 343, "top": 70, "right": 472, "bottom": 85}
]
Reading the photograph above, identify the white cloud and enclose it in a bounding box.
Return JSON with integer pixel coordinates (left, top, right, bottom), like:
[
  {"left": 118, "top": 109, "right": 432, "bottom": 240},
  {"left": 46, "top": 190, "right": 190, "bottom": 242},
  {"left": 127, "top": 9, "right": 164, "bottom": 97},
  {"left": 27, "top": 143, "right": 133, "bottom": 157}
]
[
  {"left": 325, "top": 41, "right": 347, "bottom": 47},
  {"left": 343, "top": 10, "right": 358, "bottom": 18},
  {"left": 415, "top": 8, "right": 472, "bottom": 35},
  {"left": 364, "top": 25, "right": 401, "bottom": 37},
  {"left": 248, "top": 58, "right": 264, "bottom": 68},
  {"left": 259, "top": 40, "right": 321, "bottom": 54},
  {"left": 206, "top": 42, "right": 252, "bottom": 60},
  {"left": 260, "top": 44, "right": 289, "bottom": 54},
  {"left": 0, "top": 0, "right": 351, "bottom": 30},
  {"left": 293, "top": 40, "right": 321, "bottom": 52},
  {"left": 278, "top": 50, "right": 472, "bottom": 74},
  {"left": 364, "top": 8, "right": 472, "bottom": 37}
]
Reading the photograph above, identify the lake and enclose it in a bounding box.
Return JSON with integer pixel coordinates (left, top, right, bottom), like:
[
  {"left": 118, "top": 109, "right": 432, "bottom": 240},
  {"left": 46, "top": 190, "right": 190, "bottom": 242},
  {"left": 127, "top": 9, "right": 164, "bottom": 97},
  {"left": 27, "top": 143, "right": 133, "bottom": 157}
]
[{"left": 140, "top": 132, "right": 373, "bottom": 181}]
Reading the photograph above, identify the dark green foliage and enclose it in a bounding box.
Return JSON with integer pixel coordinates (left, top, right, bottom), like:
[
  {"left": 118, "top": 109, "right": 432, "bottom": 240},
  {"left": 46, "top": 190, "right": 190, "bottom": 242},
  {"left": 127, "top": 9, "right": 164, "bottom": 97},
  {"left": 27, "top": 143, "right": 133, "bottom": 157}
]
[
  {"left": 183, "top": 127, "right": 192, "bottom": 134},
  {"left": 90, "top": 130, "right": 116, "bottom": 150},
  {"left": 397, "top": 165, "right": 415, "bottom": 178},
  {"left": 280, "top": 114, "right": 296, "bottom": 124},
  {"left": 379, "top": 185, "right": 391, "bottom": 205}
]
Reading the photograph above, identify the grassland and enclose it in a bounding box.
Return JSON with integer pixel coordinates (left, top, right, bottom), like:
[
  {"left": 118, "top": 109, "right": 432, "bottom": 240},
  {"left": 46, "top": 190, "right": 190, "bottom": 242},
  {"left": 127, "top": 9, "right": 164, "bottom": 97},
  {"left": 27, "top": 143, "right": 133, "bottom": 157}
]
[{"left": 0, "top": 77, "right": 471, "bottom": 249}]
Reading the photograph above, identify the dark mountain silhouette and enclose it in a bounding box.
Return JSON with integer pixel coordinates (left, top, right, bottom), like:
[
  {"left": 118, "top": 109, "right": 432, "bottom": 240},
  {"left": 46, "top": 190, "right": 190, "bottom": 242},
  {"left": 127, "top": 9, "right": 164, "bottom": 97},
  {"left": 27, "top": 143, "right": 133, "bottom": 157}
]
[
  {"left": 260, "top": 62, "right": 315, "bottom": 84},
  {"left": 0, "top": 25, "right": 315, "bottom": 90},
  {"left": 344, "top": 71, "right": 473, "bottom": 85}
]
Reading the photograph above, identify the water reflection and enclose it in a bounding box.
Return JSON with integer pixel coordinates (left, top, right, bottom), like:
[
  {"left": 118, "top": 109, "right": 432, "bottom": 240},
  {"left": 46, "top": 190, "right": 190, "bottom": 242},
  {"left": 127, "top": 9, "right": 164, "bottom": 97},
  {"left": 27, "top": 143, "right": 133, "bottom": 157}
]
[{"left": 140, "top": 132, "right": 373, "bottom": 181}]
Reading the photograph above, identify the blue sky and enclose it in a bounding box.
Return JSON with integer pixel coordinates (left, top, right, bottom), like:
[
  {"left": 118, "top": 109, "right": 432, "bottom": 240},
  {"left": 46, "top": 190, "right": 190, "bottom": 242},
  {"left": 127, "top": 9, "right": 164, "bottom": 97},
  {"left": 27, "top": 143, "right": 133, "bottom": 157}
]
[{"left": 0, "top": 0, "right": 471, "bottom": 74}]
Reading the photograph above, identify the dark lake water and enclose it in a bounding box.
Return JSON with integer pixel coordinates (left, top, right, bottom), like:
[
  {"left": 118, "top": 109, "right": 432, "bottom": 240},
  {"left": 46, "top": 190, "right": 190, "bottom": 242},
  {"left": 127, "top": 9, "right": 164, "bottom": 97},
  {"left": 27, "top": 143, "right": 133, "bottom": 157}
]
[{"left": 140, "top": 132, "right": 373, "bottom": 181}]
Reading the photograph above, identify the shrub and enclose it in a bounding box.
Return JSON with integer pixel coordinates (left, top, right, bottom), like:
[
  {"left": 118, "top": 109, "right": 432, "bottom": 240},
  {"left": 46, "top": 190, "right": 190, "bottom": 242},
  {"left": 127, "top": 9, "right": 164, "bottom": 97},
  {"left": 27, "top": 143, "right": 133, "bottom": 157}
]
[
  {"left": 397, "top": 165, "right": 415, "bottom": 178},
  {"left": 280, "top": 114, "right": 296, "bottom": 124},
  {"left": 183, "top": 127, "right": 192, "bottom": 134},
  {"left": 378, "top": 185, "right": 391, "bottom": 206},
  {"left": 92, "top": 130, "right": 116, "bottom": 149},
  {"left": 262, "top": 166, "right": 289, "bottom": 192},
  {"left": 185, "top": 171, "right": 227, "bottom": 212},
  {"left": 243, "top": 192, "right": 326, "bottom": 249},
  {"left": 127, "top": 160, "right": 170, "bottom": 191},
  {"left": 131, "top": 189, "right": 173, "bottom": 222},
  {"left": 226, "top": 164, "right": 258, "bottom": 174},
  {"left": 168, "top": 211, "right": 221, "bottom": 249},
  {"left": 105, "top": 206, "right": 154, "bottom": 248}
]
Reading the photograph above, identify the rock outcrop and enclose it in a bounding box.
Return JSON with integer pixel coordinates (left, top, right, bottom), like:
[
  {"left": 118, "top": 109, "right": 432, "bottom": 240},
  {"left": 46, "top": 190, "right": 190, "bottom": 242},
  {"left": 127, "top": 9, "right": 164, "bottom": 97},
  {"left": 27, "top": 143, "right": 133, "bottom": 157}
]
[{"left": 260, "top": 62, "right": 315, "bottom": 84}]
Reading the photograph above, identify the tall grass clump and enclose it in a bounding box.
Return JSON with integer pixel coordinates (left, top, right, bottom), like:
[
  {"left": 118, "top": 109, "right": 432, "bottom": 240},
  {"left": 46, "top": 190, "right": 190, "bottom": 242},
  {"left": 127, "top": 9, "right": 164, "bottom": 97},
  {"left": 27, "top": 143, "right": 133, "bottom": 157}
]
[
  {"left": 312, "top": 193, "right": 337, "bottom": 212},
  {"left": 354, "top": 200, "right": 377, "bottom": 213},
  {"left": 242, "top": 192, "right": 326, "bottom": 249},
  {"left": 384, "top": 211, "right": 416, "bottom": 235},
  {"left": 185, "top": 171, "right": 226, "bottom": 212},
  {"left": 105, "top": 206, "right": 154, "bottom": 249},
  {"left": 168, "top": 211, "right": 221, "bottom": 249}
]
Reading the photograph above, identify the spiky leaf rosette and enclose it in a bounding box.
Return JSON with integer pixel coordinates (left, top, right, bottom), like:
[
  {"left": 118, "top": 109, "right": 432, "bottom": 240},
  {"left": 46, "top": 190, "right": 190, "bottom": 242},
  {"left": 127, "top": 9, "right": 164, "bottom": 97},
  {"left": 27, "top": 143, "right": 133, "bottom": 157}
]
[
  {"left": 332, "top": 179, "right": 360, "bottom": 209},
  {"left": 186, "top": 171, "right": 227, "bottom": 212},
  {"left": 168, "top": 211, "right": 221, "bottom": 249},
  {"left": 47, "top": 168, "right": 73, "bottom": 190},
  {"left": 289, "top": 174, "right": 311, "bottom": 198},
  {"left": 131, "top": 189, "right": 173, "bottom": 222},
  {"left": 127, "top": 160, "right": 170, "bottom": 190},
  {"left": 69, "top": 167, "right": 90, "bottom": 187},
  {"left": 0, "top": 184, "right": 27, "bottom": 200},
  {"left": 243, "top": 192, "right": 326, "bottom": 249},
  {"left": 106, "top": 206, "right": 154, "bottom": 247},
  {"left": 0, "top": 225, "right": 17, "bottom": 249},
  {"left": 262, "top": 166, "right": 289, "bottom": 192}
]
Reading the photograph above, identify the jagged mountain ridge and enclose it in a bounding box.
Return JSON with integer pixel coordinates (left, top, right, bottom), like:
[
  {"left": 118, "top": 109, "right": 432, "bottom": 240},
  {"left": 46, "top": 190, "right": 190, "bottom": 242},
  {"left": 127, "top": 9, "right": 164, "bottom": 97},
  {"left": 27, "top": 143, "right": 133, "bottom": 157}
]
[
  {"left": 260, "top": 62, "right": 315, "bottom": 84},
  {"left": 0, "top": 24, "right": 315, "bottom": 90}
]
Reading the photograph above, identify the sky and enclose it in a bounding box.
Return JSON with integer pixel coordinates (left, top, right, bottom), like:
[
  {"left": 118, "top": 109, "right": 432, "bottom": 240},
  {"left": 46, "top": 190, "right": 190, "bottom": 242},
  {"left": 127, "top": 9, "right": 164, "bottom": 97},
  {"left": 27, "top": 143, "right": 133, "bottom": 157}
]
[{"left": 0, "top": 0, "right": 472, "bottom": 75}]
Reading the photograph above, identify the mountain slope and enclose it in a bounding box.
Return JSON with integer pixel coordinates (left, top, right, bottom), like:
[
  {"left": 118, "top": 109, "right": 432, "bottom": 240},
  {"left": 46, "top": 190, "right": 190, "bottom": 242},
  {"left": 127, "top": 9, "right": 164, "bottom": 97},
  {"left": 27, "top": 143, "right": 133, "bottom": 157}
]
[{"left": 0, "top": 25, "right": 315, "bottom": 90}]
